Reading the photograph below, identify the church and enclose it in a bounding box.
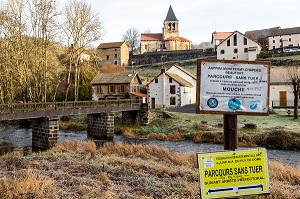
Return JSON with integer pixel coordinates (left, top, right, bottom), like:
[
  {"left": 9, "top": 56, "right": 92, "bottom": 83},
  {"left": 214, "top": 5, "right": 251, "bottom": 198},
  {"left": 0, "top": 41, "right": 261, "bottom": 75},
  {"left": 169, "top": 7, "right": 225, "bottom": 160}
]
[{"left": 140, "top": 5, "right": 192, "bottom": 54}]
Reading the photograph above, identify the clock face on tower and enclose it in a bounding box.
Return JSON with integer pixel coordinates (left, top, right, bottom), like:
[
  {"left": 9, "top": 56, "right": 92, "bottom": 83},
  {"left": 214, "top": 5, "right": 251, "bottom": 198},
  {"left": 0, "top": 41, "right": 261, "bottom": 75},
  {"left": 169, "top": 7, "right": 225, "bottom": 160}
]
[{"left": 207, "top": 98, "right": 218, "bottom": 108}]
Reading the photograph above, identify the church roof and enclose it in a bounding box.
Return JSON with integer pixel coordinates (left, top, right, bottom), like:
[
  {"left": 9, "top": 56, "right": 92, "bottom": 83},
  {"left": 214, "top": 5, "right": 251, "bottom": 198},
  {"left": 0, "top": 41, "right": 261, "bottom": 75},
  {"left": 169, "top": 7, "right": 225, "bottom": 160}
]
[
  {"left": 141, "top": 33, "right": 163, "bottom": 41},
  {"left": 165, "top": 37, "right": 190, "bottom": 42},
  {"left": 165, "top": 5, "right": 178, "bottom": 21}
]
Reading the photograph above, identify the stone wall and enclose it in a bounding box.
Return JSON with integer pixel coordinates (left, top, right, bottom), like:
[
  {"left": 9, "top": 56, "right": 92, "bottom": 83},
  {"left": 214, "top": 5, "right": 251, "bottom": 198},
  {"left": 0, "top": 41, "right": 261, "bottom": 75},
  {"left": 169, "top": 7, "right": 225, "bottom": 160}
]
[
  {"left": 88, "top": 113, "right": 114, "bottom": 140},
  {"left": 122, "top": 110, "right": 170, "bottom": 126},
  {"left": 132, "top": 50, "right": 216, "bottom": 65},
  {"left": 32, "top": 117, "right": 59, "bottom": 149}
]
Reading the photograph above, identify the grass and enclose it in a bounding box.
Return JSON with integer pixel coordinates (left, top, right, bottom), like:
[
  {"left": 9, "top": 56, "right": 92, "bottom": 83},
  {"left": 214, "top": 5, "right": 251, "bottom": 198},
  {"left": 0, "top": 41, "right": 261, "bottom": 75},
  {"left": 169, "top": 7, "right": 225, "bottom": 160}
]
[
  {"left": 118, "top": 110, "right": 300, "bottom": 150},
  {"left": 0, "top": 140, "right": 299, "bottom": 198}
]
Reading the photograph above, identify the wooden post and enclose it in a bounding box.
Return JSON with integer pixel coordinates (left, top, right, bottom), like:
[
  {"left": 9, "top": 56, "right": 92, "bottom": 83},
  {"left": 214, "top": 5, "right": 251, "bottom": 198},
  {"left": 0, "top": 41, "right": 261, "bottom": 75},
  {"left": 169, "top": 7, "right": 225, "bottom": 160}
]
[{"left": 223, "top": 114, "right": 238, "bottom": 150}]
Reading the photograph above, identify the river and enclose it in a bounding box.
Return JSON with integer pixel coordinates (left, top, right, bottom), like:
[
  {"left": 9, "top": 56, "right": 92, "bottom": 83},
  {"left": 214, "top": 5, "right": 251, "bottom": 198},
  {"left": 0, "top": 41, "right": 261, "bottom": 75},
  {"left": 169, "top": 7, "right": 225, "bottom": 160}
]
[{"left": 1, "top": 125, "right": 299, "bottom": 167}]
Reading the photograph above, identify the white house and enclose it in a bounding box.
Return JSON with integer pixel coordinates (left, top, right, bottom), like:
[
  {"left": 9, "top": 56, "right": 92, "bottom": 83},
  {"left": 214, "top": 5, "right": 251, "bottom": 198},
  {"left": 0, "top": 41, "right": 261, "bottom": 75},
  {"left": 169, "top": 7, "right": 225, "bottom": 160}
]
[
  {"left": 217, "top": 31, "right": 261, "bottom": 61},
  {"left": 267, "top": 27, "right": 300, "bottom": 51},
  {"left": 147, "top": 65, "right": 196, "bottom": 109},
  {"left": 270, "top": 67, "right": 293, "bottom": 108}
]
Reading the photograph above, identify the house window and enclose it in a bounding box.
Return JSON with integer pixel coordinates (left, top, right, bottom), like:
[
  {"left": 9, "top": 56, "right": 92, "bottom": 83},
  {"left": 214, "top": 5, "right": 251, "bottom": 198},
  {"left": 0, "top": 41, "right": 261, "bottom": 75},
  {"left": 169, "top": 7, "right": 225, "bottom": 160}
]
[
  {"left": 108, "top": 85, "right": 116, "bottom": 93},
  {"left": 170, "top": 85, "right": 176, "bottom": 94},
  {"left": 106, "top": 55, "right": 109, "bottom": 60},
  {"left": 220, "top": 49, "right": 225, "bottom": 54},
  {"left": 97, "top": 86, "right": 103, "bottom": 94},
  {"left": 169, "top": 78, "right": 173, "bottom": 83},
  {"left": 244, "top": 37, "right": 247, "bottom": 45},
  {"left": 233, "top": 34, "right": 237, "bottom": 46},
  {"left": 227, "top": 39, "right": 230, "bottom": 46},
  {"left": 120, "top": 85, "right": 125, "bottom": 93},
  {"left": 273, "top": 40, "right": 275, "bottom": 43},
  {"left": 114, "top": 61, "right": 118, "bottom": 65},
  {"left": 115, "top": 49, "right": 117, "bottom": 52},
  {"left": 289, "top": 38, "right": 292, "bottom": 42},
  {"left": 145, "top": 45, "right": 147, "bottom": 50},
  {"left": 133, "top": 86, "right": 139, "bottom": 92},
  {"left": 115, "top": 54, "right": 117, "bottom": 58},
  {"left": 155, "top": 79, "right": 158, "bottom": 83},
  {"left": 244, "top": 48, "right": 248, "bottom": 52},
  {"left": 234, "top": 49, "right": 238, "bottom": 53},
  {"left": 273, "top": 46, "right": 275, "bottom": 50},
  {"left": 170, "top": 97, "right": 176, "bottom": 105}
]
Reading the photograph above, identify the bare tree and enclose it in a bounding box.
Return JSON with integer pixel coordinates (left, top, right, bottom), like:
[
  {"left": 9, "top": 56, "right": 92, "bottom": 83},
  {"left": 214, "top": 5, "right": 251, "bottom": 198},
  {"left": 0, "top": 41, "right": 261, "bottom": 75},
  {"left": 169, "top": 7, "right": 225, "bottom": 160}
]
[
  {"left": 122, "top": 28, "right": 139, "bottom": 58},
  {"left": 62, "top": 0, "right": 103, "bottom": 101},
  {"left": 287, "top": 66, "right": 300, "bottom": 119}
]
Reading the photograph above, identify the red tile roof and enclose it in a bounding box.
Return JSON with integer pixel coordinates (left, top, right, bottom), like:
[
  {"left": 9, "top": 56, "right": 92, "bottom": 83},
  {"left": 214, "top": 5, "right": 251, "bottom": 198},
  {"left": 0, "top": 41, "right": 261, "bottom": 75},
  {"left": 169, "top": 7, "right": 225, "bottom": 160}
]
[
  {"left": 141, "top": 33, "right": 163, "bottom": 41},
  {"left": 130, "top": 92, "right": 147, "bottom": 98},
  {"left": 165, "top": 37, "right": 190, "bottom": 42},
  {"left": 212, "top": 32, "right": 233, "bottom": 41}
]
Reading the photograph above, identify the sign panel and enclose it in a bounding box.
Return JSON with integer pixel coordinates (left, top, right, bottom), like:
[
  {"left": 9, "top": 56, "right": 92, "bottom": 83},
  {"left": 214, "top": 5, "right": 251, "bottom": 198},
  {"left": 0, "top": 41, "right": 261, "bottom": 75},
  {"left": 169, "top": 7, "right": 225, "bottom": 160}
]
[
  {"left": 196, "top": 59, "right": 270, "bottom": 115},
  {"left": 197, "top": 148, "right": 270, "bottom": 199}
]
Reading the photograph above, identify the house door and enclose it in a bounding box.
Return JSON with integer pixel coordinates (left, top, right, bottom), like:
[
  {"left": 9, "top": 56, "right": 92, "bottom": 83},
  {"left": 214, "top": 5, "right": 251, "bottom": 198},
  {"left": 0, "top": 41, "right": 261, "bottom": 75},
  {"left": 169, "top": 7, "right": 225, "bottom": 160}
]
[
  {"left": 151, "top": 98, "right": 155, "bottom": 109},
  {"left": 279, "top": 91, "right": 287, "bottom": 107}
]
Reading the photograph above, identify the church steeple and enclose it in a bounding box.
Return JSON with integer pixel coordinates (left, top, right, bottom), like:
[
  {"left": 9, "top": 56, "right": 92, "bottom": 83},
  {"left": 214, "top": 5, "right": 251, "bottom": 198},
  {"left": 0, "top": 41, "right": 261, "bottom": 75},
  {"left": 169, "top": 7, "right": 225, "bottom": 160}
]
[
  {"left": 163, "top": 5, "right": 179, "bottom": 40},
  {"left": 165, "top": 5, "right": 178, "bottom": 21}
]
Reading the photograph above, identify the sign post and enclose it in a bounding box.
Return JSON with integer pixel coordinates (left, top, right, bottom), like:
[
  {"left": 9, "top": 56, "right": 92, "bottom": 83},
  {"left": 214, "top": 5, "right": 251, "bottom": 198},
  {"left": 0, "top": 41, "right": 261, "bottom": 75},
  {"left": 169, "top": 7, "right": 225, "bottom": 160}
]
[{"left": 196, "top": 59, "right": 270, "bottom": 198}]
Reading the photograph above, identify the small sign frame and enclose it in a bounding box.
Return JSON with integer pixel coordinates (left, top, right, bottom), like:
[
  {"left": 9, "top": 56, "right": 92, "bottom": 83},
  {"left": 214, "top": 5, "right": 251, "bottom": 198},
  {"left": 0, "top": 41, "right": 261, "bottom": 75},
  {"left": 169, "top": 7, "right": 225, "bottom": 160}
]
[
  {"left": 197, "top": 148, "right": 270, "bottom": 199},
  {"left": 196, "top": 59, "right": 270, "bottom": 116}
]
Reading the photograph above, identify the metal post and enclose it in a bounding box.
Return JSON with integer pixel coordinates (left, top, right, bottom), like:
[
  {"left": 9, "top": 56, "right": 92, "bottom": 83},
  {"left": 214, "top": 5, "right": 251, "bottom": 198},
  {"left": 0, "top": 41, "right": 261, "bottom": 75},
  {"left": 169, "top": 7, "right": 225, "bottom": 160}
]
[{"left": 223, "top": 114, "right": 238, "bottom": 150}]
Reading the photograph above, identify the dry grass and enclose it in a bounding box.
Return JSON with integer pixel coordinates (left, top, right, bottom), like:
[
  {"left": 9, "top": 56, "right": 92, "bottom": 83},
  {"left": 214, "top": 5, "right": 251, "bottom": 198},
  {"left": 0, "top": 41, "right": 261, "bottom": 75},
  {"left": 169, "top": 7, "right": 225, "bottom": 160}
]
[
  {"left": 0, "top": 141, "right": 299, "bottom": 198},
  {"left": 120, "top": 126, "right": 136, "bottom": 138}
]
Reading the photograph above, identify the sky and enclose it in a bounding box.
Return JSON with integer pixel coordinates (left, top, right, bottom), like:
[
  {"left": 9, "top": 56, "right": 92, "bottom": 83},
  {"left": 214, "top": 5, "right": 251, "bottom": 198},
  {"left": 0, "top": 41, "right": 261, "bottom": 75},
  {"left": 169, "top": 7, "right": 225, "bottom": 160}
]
[{"left": 62, "top": 0, "right": 300, "bottom": 46}]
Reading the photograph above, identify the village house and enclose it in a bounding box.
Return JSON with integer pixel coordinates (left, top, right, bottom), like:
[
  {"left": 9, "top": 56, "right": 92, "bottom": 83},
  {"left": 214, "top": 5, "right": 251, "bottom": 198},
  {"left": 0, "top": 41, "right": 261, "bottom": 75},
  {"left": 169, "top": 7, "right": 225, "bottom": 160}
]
[
  {"left": 147, "top": 65, "right": 196, "bottom": 109},
  {"left": 211, "top": 31, "right": 233, "bottom": 50},
  {"left": 270, "top": 67, "right": 293, "bottom": 108},
  {"left": 266, "top": 27, "right": 300, "bottom": 51},
  {"left": 90, "top": 72, "right": 146, "bottom": 101},
  {"left": 217, "top": 31, "right": 261, "bottom": 61},
  {"left": 97, "top": 41, "right": 129, "bottom": 66},
  {"left": 140, "top": 5, "right": 191, "bottom": 54}
]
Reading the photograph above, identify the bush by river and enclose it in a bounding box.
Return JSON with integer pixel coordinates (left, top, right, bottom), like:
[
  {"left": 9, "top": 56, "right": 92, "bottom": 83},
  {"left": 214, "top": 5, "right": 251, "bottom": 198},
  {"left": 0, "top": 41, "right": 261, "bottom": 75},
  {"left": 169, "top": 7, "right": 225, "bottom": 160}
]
[{"left": 0, "top": 140, "right": 299, "bottom": 198}]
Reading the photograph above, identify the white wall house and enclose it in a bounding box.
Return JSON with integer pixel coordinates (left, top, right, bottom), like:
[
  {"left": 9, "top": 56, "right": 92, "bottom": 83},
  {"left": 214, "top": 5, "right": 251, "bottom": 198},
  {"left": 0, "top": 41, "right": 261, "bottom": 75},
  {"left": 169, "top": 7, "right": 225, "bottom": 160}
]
[
  {"left": 267, "top": 27, "right": 300, "bottom": 51},
  {"left": 147, "top": 65, "right": 196, "bottom": 109},
  {"left": 217, "top": 31, "right": 261, "bottom": 61},
  {"left": 270, "top": 67, "right": 293, "bottom": 108}
]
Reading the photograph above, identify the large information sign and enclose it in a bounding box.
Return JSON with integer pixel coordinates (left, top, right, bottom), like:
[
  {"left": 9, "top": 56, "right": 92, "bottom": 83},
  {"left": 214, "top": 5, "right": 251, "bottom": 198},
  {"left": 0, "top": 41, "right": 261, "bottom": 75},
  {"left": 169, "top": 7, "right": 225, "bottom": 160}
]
[
  {"left": 196, "top": 59, "right": 270, "bottom": 115},
  {"left": 197, "top": 148, "right": 270, "bottom": 199}
]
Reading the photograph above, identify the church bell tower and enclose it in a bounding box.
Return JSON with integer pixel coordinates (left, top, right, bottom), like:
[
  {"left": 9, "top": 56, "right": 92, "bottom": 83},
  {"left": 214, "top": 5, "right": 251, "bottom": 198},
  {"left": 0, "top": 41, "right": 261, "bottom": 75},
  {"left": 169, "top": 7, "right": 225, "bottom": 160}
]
[{"left": 163, "top": 5, "right": 179, "bottom": 40}]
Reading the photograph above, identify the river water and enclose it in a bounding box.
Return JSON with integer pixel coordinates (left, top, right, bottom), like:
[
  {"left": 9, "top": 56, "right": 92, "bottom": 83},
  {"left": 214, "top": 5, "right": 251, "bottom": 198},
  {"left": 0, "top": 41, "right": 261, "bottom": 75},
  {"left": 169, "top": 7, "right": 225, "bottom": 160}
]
[{"left": 1, "top": 125, "right": 299, "bottom": 167}]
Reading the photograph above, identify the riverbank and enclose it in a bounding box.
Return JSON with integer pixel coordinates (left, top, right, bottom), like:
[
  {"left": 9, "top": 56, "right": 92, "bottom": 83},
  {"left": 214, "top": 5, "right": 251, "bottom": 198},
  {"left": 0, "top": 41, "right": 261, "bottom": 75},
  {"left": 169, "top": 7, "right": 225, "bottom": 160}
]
[
  {"left": 58, "top": 110, "right": 300, "bottom": 151},
  {"left": 116, "top": 110, "right": 300, "bottom": 151},
  {"left": 0, "top": 140, "right": 299, "bottom": 198}
]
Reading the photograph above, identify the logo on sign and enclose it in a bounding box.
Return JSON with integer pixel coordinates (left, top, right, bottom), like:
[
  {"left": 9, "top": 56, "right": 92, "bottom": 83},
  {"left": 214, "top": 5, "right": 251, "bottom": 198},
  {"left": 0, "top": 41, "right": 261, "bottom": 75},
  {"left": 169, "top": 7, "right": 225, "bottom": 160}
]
[
  {"left": 207, "top": 98, "right": 218, "bottom": 108},
  {"left": 249, "top": 100, "right": 260, "bottom": 110},
  {"left": 228, "top": 98, "right": 241, "bottom": 110}
]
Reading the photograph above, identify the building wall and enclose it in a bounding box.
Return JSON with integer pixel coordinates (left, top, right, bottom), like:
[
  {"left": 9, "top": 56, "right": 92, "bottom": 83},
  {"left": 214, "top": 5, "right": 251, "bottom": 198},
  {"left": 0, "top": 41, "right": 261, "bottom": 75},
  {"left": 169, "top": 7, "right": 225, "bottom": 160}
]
[
  {"left": 140, "top": 40, "right": 164, "bottom": 54},
  {"left": 98, "top": 43, "right": 129, "bottom": 66},
  {"left": 167, "top": 66, "right": 197, "bottom": 103},
  {"left": 148, "top": 73, "right": 183, "bottom": 108},
  {"left": 120, "top": 43, "right": 129, "bottom": 66},
  {"left": 217, "top": 32, "right": 261, "bottom": 61},
  {"left": 92, "top": 83, "right": 131, "bottom": 100},
  {"left": 268, "top": 33, "right": 300, "bottom": 51},
  {"left": 270, "top": 84, "right": 293, "bottom": 104}
]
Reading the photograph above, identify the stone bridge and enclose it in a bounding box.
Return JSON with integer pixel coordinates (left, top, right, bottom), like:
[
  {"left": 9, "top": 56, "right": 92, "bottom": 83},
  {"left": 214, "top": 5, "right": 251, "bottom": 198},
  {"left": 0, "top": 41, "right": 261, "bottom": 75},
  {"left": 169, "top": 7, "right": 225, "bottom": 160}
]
[{"left": 0, "top": 100, "right": 148, "bottom": 149}]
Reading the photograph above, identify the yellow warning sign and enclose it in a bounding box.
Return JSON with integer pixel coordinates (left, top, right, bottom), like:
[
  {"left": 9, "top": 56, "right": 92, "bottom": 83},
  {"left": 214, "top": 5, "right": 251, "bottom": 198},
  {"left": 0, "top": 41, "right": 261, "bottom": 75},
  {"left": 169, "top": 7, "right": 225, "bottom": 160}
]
[{"left": 197, "top": 148, "right": 269, "bottom": 199}]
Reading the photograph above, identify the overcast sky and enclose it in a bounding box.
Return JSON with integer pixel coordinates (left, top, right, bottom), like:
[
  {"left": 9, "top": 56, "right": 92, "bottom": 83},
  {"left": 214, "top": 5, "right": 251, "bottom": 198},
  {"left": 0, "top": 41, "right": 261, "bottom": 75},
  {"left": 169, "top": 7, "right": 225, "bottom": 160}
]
[{"left": 62, "top": 0, "right": 300, "bottom": 46}]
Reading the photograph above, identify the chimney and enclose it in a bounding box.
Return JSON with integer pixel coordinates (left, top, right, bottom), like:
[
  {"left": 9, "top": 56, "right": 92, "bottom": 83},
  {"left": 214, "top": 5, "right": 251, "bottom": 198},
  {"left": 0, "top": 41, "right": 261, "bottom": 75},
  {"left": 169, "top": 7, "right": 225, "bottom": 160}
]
[{"left": 161, "top": 68, "right": 166, "bottom": 73}]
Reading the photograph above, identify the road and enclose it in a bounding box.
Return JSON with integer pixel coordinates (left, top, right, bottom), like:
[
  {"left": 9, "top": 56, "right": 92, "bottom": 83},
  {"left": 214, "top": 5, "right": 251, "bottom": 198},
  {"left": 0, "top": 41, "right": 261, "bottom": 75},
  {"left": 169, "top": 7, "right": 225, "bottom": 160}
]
[{"left": 168, "top": 104, "right": 197, "bottom": 113}]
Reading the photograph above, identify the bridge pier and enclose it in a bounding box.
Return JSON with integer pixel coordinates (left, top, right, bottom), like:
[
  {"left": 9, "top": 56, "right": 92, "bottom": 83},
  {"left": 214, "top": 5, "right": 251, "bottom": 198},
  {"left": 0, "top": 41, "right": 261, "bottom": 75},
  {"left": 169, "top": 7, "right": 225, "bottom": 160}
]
[
  {"left": 32, "top": 117, "right": 59, "bottom": 149},
  {"left": 122, "top": 110, "right": 149, "bottom": 125},
  {"left": 87, "top": 113, "right": 114, "bottom": 140}
]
